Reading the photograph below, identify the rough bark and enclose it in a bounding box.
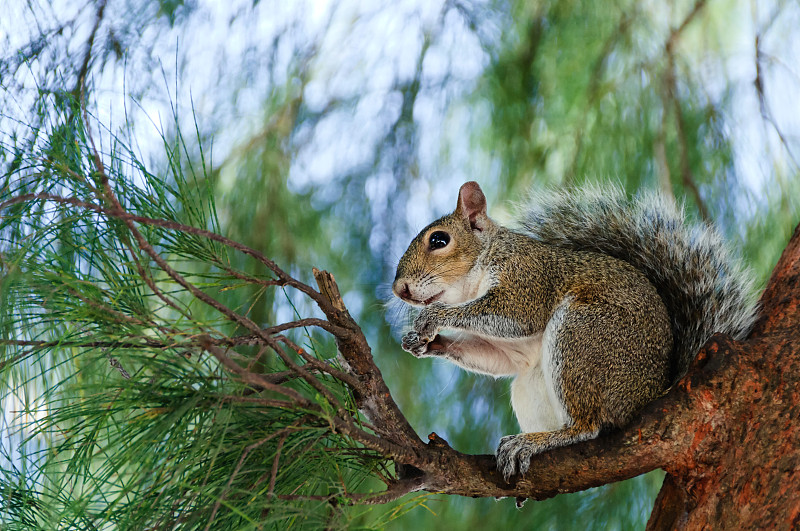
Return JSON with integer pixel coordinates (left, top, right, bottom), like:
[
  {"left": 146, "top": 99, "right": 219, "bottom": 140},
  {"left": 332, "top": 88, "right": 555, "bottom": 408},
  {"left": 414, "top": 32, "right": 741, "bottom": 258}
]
[{"left": 644, "top": 221, "right": 800, "bottom": 530}]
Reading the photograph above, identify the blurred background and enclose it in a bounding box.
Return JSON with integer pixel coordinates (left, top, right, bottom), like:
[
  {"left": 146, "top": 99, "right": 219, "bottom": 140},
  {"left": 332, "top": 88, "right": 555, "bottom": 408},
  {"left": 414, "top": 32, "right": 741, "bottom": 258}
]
[{"left": 3, "top": 0, "right": 800, "bottom": 528}]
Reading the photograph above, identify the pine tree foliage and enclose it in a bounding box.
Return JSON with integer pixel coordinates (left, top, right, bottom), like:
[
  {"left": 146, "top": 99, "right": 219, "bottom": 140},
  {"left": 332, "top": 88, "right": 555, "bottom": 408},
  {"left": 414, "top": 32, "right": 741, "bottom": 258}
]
[{"left": 0, "top": 103, "right": 415, "bottom": 529}]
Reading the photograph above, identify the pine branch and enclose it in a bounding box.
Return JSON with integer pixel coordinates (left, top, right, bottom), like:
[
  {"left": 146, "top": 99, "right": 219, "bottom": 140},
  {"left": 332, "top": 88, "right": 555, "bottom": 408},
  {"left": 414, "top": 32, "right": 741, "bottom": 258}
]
[
  {"left": 4, "top": 108, "right": 799, "bottom": 527},
  {"left": 5, "top": 178, "right": 798, "bottom": 506}
]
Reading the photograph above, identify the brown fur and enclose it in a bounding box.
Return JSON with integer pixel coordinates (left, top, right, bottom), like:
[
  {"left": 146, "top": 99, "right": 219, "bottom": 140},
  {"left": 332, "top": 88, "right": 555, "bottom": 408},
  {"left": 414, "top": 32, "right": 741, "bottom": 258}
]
[{"left": 394, "top": 182, "right": 687, "bottom": 479}]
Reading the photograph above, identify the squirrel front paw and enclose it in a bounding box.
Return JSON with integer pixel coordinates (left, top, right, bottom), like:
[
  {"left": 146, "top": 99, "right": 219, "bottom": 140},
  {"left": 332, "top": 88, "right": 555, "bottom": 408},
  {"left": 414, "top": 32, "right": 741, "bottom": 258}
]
[
  {"left": 496, "top": 434, "right": 537, "bottom": 481},
  {"left": 401, "top": 332, "right": 451, "bottom": 358},
  {"left": 401, "top": 330, "right": 432, "bottom": 357}
]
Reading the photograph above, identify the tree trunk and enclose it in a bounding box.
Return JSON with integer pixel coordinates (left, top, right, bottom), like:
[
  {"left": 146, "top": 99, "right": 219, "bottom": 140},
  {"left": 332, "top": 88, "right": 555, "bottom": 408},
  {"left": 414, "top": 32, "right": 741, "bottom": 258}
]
[{"left": 645, "top": 222, "right": 800, "bottom": 529}]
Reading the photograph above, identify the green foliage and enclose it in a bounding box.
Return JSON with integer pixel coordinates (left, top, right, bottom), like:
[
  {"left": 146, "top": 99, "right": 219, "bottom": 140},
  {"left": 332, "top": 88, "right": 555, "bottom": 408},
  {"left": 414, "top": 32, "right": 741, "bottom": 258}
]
[
  {"left": 3, "top": 0, "right": 800, "bottom": 529},
  {"left": 0, "top": 103, "right": 393, "bottom": 529},
  {"left": 480, "top": 0, "right": 736, "bottom": 216}
]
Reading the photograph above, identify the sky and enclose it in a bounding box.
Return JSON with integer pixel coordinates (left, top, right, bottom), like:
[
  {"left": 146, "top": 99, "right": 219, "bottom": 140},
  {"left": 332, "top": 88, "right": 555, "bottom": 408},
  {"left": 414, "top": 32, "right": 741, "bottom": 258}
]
[{"left": 3, "top": 0, "right": 799, "bottom": 208}]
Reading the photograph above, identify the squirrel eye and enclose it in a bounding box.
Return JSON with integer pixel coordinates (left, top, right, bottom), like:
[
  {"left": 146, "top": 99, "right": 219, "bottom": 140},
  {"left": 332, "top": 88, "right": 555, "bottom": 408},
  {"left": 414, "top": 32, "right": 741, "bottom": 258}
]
[{"left": 428, "top": 231, "right": 450, "bottom": 250}]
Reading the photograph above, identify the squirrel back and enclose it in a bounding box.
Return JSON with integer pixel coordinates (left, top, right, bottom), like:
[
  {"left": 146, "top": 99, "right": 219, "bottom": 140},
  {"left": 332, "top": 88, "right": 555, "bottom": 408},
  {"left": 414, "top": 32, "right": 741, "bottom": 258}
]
[{"left": 516, "top": 185, "right": 758, "bottom": 381}]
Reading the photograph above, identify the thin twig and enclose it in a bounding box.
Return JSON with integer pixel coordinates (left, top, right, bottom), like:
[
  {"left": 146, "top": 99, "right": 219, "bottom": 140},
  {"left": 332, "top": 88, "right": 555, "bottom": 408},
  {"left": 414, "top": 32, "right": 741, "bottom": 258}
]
[
  {"left": 0, "top": 192, "right": 333, "bottom": 313},
  {"left": 233, "top": 318, "right": 350, "bottom": 343},
  {"left": 72, "top": 0, "right": 107, "bottom": 104},
  {"left": 205, "top": 423, "right": 300, "bottom": 530},
  {"left": 0, "top": 338, "right": 167, "bottom": 349},
  {"left": 267, "top": 431, "right": 290, "bottom": 498},
  {"left": 663, "top": 0, "right": 711, "bottom": 221},
  {"left": 207, "top": 336, "right": 354, "bottom": 430},
  {"left": 271, "top": 476, "right": 426, "bottom": 506},
  {"left": 202, "top": 343, "right": 309, "bottom": 405},
  {"left": 274, "top": 335, "right": 361, "bottom": 391},
  {"left": 754, "top": 34, "right": 800, "bottom": 171},
  {"left": 210, "top": 394, "right": 297, "bottom": 409},
  {"left": 246, "top": 345, "right": 268, "bottom": 372},
  {"left": 0, "top": 337, "right": 166, "bottom": 372}
]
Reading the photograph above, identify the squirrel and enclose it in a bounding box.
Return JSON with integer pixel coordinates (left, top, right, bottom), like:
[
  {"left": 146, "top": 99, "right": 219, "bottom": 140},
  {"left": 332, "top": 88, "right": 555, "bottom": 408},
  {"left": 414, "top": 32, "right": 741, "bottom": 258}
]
[{"left": 392, "top": 181, "right": 757, "bottom": 480}]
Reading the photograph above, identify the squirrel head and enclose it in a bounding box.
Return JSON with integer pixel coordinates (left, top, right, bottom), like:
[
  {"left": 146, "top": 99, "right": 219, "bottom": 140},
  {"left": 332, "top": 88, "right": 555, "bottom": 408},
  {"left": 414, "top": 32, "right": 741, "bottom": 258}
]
[{"left": 393, "top": 181, "right": 496, "bottom": 306}]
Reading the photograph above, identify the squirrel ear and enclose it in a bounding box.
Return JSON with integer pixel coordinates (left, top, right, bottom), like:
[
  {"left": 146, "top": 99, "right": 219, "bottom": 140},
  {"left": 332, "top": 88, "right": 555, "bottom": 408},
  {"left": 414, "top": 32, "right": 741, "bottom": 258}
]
[{"left": 456, "top": 181, "right": 488, "bottom": 231}]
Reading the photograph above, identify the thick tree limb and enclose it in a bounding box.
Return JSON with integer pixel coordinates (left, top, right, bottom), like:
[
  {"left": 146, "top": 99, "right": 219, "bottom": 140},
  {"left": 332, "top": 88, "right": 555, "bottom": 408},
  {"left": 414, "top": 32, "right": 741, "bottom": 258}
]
[{"left": 313, "top": 268, "right": 424, "bottom": 451}]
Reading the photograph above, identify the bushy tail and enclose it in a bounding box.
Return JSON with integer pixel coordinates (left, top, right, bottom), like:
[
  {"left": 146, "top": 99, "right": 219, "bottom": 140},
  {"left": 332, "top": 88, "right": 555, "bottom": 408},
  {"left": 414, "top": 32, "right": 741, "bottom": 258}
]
[{"left": 517, "top": 185, "right": 758, "bottom": 380}]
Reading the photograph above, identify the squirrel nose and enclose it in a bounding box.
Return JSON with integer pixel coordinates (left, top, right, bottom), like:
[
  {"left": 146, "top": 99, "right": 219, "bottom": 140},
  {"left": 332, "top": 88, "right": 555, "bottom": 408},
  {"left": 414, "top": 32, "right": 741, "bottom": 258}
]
[{"left": 393, "top": 281, "right": 412, "bottom": 301}]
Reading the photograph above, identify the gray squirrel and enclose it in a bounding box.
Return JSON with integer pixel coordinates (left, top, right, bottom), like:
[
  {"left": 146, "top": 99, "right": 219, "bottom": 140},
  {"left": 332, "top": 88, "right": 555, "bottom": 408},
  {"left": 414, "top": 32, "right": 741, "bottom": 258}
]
[{"left": 392, "top": 181, "right": 757, "bottom": 480}]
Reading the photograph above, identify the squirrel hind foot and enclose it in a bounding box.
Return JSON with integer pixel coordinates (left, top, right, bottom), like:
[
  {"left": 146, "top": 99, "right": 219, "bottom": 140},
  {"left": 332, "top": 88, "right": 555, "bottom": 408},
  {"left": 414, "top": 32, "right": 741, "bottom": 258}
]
[{"left": 496, "top": 423, "right": 601, "bottom": 481}]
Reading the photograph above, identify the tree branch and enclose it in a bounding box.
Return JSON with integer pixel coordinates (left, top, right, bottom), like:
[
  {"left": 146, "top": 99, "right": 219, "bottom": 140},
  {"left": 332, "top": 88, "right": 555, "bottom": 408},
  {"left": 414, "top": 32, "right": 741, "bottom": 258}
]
[
  {"left": 0, "top": 192, "right": 334, "bottom": 313},
  {"left": 5, "top": 172, "right": 799, "bottom": 516}
]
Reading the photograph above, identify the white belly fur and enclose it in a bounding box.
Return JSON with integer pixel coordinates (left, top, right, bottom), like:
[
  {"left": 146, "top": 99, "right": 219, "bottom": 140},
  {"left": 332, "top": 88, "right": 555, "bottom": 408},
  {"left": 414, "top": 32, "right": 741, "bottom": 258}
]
[
  {"left": 440, "top": 331, "right": 570, "bottom": 433},
  {"left": 506, "top": 334, "right": 570, "bottom": 433},
  {"left": 511, "top": 365, "right": 567, "bottom": 433}
]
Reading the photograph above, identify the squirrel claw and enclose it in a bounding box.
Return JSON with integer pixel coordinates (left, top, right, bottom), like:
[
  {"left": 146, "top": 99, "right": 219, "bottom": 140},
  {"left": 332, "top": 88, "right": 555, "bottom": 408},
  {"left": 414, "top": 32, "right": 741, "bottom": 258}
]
[
  {"left": 401, "top": 331, "right": 432, "bottom": 358},
  {"left": 496, "top": 434, "right": 535, "bottom": 481}
]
